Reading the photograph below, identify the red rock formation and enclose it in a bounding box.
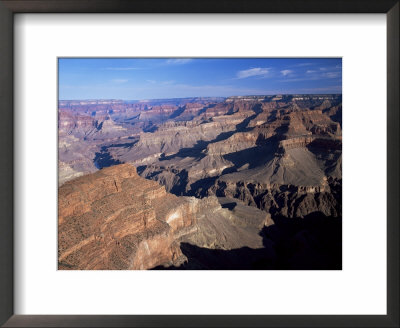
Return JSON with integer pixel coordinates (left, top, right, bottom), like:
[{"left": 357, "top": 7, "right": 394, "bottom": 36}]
[
  {"left": 59, "top": 163, "right": 273, "bottom": 270},
  {"left": 59, "top": 164, "right": 191, "bottom": 269}
]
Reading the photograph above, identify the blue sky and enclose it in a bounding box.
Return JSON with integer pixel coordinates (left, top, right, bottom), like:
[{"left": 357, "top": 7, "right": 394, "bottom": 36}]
[{"left": 59, "top": 58, "right": 342, "bottom": 100}]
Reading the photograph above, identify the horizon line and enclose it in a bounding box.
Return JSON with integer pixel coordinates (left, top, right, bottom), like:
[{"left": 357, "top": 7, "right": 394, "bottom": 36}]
[{"left": 59, "top": 93, "right": 342, "bottom": 102}]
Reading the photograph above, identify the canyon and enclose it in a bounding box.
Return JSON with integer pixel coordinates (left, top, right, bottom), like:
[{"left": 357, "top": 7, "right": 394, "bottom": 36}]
[{"left": 58, "top": 94, "right": 342, "bottom": 269}]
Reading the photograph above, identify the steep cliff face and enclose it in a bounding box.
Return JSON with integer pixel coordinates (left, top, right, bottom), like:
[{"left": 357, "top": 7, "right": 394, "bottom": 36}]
[
  {"left": 212, "top": 177, "right": 341, "bottom": 218},
  {"left": 59, "top": 164, "right": 175, "bottom": 269},
  {"left": 58, "top": 164, "right": 271, "bottom": 270}
]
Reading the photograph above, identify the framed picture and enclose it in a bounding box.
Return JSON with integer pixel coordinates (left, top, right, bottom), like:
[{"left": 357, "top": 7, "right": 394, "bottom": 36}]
[{"left": 0, "top": 0, "right": 398, "bottom": 327}]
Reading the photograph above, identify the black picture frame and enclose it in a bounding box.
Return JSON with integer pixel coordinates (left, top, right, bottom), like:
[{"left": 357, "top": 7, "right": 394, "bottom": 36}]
[{"left": 0, "top": 1, "right": 398, "bottom": 327}]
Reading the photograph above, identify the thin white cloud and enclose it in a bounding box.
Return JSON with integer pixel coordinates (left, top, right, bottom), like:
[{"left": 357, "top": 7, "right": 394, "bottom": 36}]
[
  {"left": 280, "top": 69, "right": 293, "bottom": 76},
  {"left": 111, "top": 79, "right": 128, "bottom": 83},
  {"left": 319, "top": 67, "right": 328, "bottom": 71},
  {"left": 166, "top": 59, "right": 192, "bottom": 65},
  {"left": 236, "top": 67, "right": 270, "bottom": 79},
  {"left": 146, "top": 80, "right": 175, "bottom": 84},
  {"left": 323, "top": 72, "right": 340, "bottom": 78},
  {"left": 295, "top": 63, "right": 314, "bottom": 67},
  {"left": 280, "top": 69, "right": 341, "bottom": 82}
]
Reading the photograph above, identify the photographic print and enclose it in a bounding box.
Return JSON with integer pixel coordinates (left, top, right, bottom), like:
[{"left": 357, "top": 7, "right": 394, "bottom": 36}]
[{"left": 58, "top": 58, "right": 342, "bottom": 270}]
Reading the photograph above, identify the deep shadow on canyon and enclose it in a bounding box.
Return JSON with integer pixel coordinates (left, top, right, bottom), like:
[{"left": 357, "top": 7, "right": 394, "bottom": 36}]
[{"left": 152, "top": 211, "right": 342, "bottom": 270}]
